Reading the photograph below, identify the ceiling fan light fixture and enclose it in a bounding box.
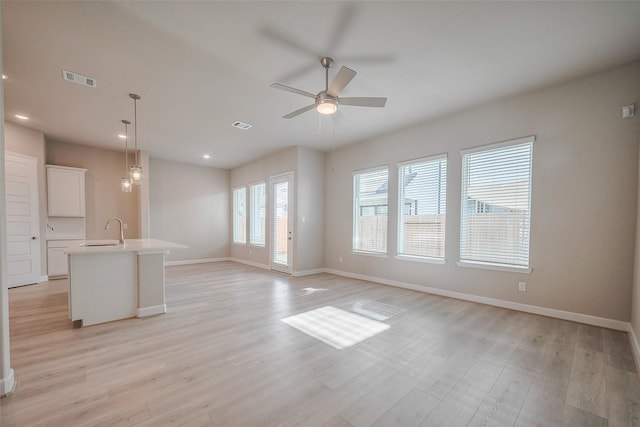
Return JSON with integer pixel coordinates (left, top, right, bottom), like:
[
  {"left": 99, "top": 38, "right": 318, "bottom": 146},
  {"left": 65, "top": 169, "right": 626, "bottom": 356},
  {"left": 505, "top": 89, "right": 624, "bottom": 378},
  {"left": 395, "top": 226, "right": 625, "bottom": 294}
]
[{"left": 317, "top": 99, "right": 337, "bottom": 115}]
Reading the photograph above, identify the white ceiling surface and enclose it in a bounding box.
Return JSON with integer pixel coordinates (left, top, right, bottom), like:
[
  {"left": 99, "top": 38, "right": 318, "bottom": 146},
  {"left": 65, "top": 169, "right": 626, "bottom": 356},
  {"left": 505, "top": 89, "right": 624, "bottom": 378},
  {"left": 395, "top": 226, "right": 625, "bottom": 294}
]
[{"left": 3, "top": 1, "right": 640, "bottom": 169}]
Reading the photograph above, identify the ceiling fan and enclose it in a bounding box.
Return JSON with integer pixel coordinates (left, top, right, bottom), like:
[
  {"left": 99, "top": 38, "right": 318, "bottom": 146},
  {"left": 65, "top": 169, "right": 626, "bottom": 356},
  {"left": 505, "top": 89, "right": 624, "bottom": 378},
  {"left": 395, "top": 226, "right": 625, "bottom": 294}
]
[{"left": 271, "top": 57, "right": 387, "bottom": 119}]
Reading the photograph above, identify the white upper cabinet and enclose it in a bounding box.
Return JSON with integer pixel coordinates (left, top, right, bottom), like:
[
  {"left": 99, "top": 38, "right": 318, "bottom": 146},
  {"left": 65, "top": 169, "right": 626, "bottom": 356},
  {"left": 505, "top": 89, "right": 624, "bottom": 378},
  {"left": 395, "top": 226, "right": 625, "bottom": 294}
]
[{"left": 46, "top": 165, "right": 87, "bottom": 217}]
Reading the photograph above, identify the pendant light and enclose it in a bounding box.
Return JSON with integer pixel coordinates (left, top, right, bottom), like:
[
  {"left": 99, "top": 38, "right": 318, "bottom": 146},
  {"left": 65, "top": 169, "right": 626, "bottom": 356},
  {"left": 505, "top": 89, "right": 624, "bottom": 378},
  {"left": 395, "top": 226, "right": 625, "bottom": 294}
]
[
  {"left": 129, "top": 93, "right": 143, "bottom": 185},
  {"left": 120, "top": 119, "right": 132, "bottom": 192}
]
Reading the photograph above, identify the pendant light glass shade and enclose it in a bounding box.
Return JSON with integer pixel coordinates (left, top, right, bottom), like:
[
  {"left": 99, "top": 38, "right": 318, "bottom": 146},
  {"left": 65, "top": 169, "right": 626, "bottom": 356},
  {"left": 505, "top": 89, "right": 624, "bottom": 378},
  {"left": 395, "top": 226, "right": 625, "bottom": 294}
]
[
  {"left": 121, "top": 119, "right": 132, "bottom": 193},
  {"left": 129, "top": 93, "right": 143, "bottom": 185},
  {"left": 121, "top": 177, "right": 132, "bottom": 192},
  {"left": 130, "top": 165, "right": 142, "bottom": 184}
]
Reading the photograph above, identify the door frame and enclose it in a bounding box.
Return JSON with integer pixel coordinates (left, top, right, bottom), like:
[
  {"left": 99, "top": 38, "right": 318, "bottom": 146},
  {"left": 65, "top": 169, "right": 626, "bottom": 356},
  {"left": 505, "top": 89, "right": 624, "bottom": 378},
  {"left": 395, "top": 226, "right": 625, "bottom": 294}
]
[{"left": 269, "top": 172, "right": 294, "bottom": 274}]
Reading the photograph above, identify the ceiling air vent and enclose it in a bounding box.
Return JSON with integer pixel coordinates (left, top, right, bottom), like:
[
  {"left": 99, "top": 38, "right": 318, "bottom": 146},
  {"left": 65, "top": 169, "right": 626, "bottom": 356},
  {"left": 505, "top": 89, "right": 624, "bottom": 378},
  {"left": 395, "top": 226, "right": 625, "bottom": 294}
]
[
  {"left": 231, "top": 121, "right": 252, "bottom": 130},
  {"left": 62, "top": 69, "right": 97, "bottom": 88}
]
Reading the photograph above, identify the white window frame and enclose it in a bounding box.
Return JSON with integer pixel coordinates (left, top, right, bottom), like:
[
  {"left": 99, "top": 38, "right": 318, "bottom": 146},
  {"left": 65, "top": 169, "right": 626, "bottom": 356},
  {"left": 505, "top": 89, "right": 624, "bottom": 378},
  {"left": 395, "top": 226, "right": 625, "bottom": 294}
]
[
  {"left": 352, "top": 166, "right": 389, "bottom": 256},
  {"left": 458, "top": 136, "right": 534, "bottom": 273},
  {"left": 249, "top": 182, "right": 266, "bottom": 247},
  {"left": 396, "top": 153, "right": 447, "bottom": 263},
  {"left": 232, "top": 186, "right": 247, "bottom": 245}
]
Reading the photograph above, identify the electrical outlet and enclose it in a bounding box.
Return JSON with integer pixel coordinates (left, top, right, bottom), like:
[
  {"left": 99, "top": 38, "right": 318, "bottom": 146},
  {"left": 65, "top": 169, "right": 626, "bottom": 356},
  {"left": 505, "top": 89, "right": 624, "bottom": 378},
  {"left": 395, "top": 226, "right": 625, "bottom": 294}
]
[
  {"left": 518, "top": 282, "right": 526, "bottom": 292},
  {"left": 249, "top": 249, "right": 252, "bottom": 255},
  {"left": 338, "top": 256, "right": 343, "bottom": 263},
  {"left": 123, "top": 223, "right": 128, "bottom": 229}
]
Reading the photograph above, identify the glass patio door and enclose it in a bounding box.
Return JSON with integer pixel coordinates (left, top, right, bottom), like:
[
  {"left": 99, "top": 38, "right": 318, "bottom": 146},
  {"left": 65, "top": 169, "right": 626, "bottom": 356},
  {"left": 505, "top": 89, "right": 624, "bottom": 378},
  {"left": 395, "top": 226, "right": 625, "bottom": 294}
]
[{"left": 270, "top": 173, "right": 293, "bottom": 274}]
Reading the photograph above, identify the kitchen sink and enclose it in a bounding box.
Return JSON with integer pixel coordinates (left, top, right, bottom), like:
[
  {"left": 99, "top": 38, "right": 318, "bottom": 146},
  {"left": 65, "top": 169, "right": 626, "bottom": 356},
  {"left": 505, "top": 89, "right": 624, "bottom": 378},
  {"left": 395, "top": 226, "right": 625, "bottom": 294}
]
[{"left": 80, "top": 241, "right": 121, "bottom": 247}]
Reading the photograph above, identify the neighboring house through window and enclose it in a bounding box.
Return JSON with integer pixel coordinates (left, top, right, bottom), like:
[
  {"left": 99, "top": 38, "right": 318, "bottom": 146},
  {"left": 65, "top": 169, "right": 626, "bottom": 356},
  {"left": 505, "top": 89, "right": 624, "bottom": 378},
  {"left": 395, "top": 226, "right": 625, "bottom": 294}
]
[
  {"left": 233, "top": 187, "right": 247, "bottom": 244},
  {"left": 353, "top": 167, "right": 389, "bottom": 254},
  {"left": 250, "top": 182, "right": 266, "bottom": 246},
  {"left": 398, "top": 155, "right": 447, "bottom": 260},
  {"left": 460, "top": 136, "right": 534, "bottom": 270}
]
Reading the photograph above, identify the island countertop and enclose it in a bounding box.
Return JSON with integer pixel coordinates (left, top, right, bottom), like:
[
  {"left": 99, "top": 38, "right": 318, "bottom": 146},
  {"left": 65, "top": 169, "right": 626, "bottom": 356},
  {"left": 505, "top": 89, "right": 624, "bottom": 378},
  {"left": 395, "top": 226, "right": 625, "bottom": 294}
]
[{"left": 65, "top": 238, "right": 188, "bottom": 255}]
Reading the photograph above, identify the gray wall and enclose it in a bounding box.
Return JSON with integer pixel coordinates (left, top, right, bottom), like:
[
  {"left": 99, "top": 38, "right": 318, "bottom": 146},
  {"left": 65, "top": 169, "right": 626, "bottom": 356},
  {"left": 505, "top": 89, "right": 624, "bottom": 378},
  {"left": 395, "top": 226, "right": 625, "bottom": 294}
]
[
  {"left": 46, "top": 140, "right": 140, "bottom": 240},
  {"left": 296, "top": 146, "right": 325, "bottom": 272},
  {"left": 633, "top": 139, "right": 640, "bottom": 348},
  {"left": 149, "top": 158, "right": 229, "bottom": 263},
  {"left": 324, "top": 60, "right": 640, "bottom": 322},
  {"left": 4, "top": 122, "right": 47, "bottom": 275}
]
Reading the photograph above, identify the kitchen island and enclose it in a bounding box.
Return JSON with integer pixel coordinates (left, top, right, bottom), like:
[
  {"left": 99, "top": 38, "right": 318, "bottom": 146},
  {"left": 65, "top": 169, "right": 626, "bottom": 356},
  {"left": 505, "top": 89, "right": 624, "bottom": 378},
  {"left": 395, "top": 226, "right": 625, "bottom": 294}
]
[{"left": 65, "top": 239, "right": 187, "bottom": 327}]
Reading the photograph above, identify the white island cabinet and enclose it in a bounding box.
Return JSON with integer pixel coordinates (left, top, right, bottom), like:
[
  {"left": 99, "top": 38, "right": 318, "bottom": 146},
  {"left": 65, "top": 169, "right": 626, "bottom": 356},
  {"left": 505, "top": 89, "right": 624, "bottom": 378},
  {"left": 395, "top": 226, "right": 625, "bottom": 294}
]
[{"left": 66, "top": 239, "right": 187, "bottom": 327}]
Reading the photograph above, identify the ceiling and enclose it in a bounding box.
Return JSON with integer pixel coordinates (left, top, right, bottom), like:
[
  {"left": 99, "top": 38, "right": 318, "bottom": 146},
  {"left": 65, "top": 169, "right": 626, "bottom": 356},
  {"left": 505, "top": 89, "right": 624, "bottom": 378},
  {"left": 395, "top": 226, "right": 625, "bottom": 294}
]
[{"left": 3, "top": 1, "right": 640, "bottom": 169}]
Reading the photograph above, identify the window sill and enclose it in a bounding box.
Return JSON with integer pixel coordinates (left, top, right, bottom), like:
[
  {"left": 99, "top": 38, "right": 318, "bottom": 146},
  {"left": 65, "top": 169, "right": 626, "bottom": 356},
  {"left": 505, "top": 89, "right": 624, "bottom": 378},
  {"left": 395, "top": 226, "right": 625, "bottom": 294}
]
[
  {"left": 248, "top": 243, "right": 265, "bottom": 248},
  {"left": 232, "top": 241, "right": 246, "bottom": 246},
  {"left": 396, "top": 255, "right": 445, "bottom": 265},
  {"left": 352, "top": 250, "right": 388, "bottom": 258},
  {"left": 457, "top": 261, "right": 532, "bottom": 274}
]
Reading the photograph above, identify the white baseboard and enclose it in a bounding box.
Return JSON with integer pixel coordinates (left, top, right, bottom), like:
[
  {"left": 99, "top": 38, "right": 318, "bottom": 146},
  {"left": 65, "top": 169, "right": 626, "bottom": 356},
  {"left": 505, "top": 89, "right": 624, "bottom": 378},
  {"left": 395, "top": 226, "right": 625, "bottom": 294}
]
[
  {"left": 0, "top": 368, "right": 15, "bottom": 397},
  {"left": 137, "top": 304, "right": 167, "bottom": 318},
  {"left": 40, "top": 275, "right": 49, "bottom": 283},
  {"left": 324, "top": 268, "right": 629, "bottom": 332},
  {"left": 628, "top": 325, "right": 640, "bottom": 374},
  {"left": 165, "top": 257, "right": 229, "bottom": 267},
  {"left": 228, "top": 257, "right": 270, "bottom": 271},
  {"left": 292, "top": 268, "right": 326, "bottom": 277}
]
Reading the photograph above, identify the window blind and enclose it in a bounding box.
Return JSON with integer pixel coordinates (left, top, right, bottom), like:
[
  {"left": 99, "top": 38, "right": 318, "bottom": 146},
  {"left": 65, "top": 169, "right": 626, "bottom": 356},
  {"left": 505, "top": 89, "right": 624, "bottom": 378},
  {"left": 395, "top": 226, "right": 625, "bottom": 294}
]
[
  {"left": 250, "top": 183, "right": 266, "bottom": 246},
  {"left": 398, "top": 155, "right": 447, "bottom": 259},
  {"left": 232, "top": 187, "right": 246, "bottom": 244},
  {"left": 353, "top": 167, "right": 388, "bottom": 253},
  {"left": 460, "top": 137, "right": 533, "bottom": 268}
]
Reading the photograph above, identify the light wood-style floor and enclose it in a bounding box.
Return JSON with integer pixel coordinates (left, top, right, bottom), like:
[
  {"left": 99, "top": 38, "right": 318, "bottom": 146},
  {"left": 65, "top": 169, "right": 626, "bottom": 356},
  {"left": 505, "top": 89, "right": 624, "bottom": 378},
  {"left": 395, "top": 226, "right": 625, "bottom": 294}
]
[{"left": 1, "top": 262, "right": 638, "bottom": 426}]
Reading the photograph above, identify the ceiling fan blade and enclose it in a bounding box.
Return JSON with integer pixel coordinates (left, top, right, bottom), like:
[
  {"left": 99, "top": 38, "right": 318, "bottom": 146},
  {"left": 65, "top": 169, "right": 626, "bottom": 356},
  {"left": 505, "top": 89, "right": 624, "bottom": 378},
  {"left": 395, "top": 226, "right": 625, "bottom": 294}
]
[
  {"left": 277, "top": 63, "right": 318, "bottom": 84},
  {"left": 283, "top": 104, "right": 316, "bottom": 119},
  {"left": 339, "top": 97, "right": 387, "bottom": 108},
  {"left": 271, "top": 83, "right": 316, "bottom": 99},
  {"left": 260, "top": 27, "right": 320, "bottom": 58},
  {"left": 326, "top": 3, "right": 357, "bottom": 53},
  {"left": 327, "top": 66, "right": 356, "bottom": 97}
]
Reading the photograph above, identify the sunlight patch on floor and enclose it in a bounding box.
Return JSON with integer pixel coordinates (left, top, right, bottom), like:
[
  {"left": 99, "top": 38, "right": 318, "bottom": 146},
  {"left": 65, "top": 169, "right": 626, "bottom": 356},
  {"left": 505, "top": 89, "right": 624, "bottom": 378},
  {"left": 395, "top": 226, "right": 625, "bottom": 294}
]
[{"left": 281, "top": 306, "right": 390, "bottom": 349}]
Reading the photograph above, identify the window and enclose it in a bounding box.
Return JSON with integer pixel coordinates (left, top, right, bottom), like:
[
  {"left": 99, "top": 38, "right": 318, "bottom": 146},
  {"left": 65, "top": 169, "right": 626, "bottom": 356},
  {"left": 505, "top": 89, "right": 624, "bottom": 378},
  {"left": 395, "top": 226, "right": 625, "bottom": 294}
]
[
  {"left": 232, "top": 187, "right": 246, "bottom": 244},
  {"left": 250, "top": 182, "right": 266, "bottom": 246},
  {"left": 353, "top": 167, "right": 388, "bottom": 254},
  {"left": 460, "top": 136, "right": 534, "bottom": 270},
  {"left": 398, "top": 155, "right": 447, "bottom": 260}
]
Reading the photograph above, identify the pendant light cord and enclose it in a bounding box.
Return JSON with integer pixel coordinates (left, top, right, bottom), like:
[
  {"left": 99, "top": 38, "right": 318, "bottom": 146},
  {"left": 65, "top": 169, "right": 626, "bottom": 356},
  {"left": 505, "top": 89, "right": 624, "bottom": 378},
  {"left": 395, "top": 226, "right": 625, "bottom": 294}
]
[{"left": 133, "top": 97, "right": 138, "bottom": 165}]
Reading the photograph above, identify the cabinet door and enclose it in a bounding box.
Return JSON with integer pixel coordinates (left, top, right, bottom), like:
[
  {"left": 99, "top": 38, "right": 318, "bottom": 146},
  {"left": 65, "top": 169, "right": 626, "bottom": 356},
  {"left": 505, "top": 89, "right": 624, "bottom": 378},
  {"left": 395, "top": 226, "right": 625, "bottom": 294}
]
[
  {"left": 47, "top": 167, "right": 86, "bottom": 217},
  {"left": 47, "top": 248, "right": 68, "bottom": 277}
]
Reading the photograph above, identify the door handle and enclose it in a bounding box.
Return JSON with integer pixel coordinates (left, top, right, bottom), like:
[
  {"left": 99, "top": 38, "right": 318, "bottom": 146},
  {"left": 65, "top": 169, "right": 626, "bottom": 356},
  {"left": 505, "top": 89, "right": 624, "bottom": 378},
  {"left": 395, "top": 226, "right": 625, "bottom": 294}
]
[{"left": 31, "top": 236, "right": 38, "bottom": 240}]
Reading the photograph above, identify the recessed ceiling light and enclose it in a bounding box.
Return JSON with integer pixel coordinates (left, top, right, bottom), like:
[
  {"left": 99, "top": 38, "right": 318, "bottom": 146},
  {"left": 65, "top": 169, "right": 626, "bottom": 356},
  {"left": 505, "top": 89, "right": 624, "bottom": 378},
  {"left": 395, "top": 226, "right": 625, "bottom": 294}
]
[
  {"left": 118, "top": 134, "right": 127, "bottom": 139},
  {"left": 202, "top": 154, "right": 211, "bottom": 159},
  {"left": 15, "top": 114, "right": 29, "bottom": 120}
]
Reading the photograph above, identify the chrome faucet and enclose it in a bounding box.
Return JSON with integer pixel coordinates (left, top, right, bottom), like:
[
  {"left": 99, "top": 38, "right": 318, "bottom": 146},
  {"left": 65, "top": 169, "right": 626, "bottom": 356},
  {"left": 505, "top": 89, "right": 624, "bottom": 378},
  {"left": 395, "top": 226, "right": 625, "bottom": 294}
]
[{"left": 104, "top": 217, "right": 125, "bottom": 244}]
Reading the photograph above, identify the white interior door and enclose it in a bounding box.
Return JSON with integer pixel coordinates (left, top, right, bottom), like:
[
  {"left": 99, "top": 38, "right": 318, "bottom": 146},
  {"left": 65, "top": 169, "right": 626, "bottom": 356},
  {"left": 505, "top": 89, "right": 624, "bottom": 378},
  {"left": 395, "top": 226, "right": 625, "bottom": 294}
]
[
  {"left": 5, "top": 152, "right": 41, "bottom": 288},
  {"left": 270, "top": 173, "right": 293, "bottom": 274}
]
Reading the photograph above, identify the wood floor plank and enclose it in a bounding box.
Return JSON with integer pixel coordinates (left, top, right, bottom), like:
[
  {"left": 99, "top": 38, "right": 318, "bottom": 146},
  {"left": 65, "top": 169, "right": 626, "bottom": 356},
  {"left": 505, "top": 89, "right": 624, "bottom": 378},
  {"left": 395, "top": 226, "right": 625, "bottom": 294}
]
[
  {"left": 467, "top": 396, "right": 521, "bottom": 427},
  {"left": 515, "top": 377, "right": 569, "bottom": 427},
  {"left": 605, "top": 365, "right": 640, "bottom": 426},
  {"left": 370, "top": 388, "right": 439, "bottom": 426},
  {"left": 603, "top": 328, "right": 637, "bottom": 373},
  {"left": 577, "top": 324, "right": 604, "bottom": 353},
  {"left": 562, "top": 404, "right": 608, "bottom": 427},
  {"left": 1, "top": 261, "right": 638, "bottom": 427},
  {"left": 566, "top": 347, "right": 608, "bottom": 418}
]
